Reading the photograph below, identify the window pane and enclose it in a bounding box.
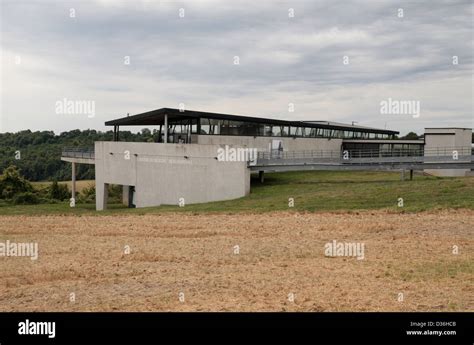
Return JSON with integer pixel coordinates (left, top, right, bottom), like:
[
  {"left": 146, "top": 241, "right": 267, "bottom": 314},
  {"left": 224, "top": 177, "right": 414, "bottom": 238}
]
[
  {"left": 272, "top": 126, "right": 281, "bottom": 136},
  {"left": 264, "top": 125, "right": 272, "bottom": 136},
  {"left": 200, "top": 118, "right": 210, "bottom": 134}
]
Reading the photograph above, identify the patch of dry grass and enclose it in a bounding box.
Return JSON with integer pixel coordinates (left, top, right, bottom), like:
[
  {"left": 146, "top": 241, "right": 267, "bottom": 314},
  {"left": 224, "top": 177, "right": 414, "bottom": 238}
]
[
  {"left": 0, "top": 210, "right": 472, "bottom": 311},
  {"left": 31, "top": 180, "right": 94, "bottom": 193}
]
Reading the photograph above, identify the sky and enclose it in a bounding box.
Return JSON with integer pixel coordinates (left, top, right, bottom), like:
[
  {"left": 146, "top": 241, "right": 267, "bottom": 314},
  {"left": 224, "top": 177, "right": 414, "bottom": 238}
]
[{"left": 0, "top": 0, "right": 473, "bottom": 136}]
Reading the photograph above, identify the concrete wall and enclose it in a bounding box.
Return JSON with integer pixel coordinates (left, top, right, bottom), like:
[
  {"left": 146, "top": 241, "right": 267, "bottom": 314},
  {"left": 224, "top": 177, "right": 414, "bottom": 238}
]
[
  {"left": 424, "top": 128, "right": 472, "bottom": 177},
  {"left": 95, "top": 141, "right": 250, "bottom": 210},
  {"left": 194, "top": 134, "right": 343, "bottom": 152}
]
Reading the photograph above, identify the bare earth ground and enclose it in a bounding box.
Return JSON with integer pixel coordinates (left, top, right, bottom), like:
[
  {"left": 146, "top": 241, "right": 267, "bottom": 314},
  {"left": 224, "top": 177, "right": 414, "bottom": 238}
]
[{"left": 0, "top": 210, "right": 473, "bottom": 311}]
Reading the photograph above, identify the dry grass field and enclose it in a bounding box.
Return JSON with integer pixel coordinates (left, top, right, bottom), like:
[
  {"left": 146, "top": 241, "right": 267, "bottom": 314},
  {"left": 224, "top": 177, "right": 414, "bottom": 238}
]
[
  {"left": 31, "top": 180, "right": 94, "bottom": 193},
  {"left": 0, "top": 210, "right": 473, "bottom": 311}
]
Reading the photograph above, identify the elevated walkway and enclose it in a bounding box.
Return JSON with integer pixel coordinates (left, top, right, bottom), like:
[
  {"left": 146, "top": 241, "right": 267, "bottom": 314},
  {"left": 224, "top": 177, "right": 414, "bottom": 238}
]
[
  {"left": 250, "top": 147, "right": 474, "bottom": 173},
  {"left": 60, "top": 147, "right": 95, "bottom": 165},
  {"left": 60, "top": 147, "right": 95, "bottom": 203}
]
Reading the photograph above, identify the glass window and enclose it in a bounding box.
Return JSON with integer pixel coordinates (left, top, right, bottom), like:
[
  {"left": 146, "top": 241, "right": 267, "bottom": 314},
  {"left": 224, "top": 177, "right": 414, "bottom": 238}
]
[
  {"left": 264, "top": 125, "right": 272, "bottom": 136},
  {"left": 200, "top": 118, "right": 210, "bottom": 134},
  {"left": 209, "top": 119, "right": 221, "bottom": 135},
  {"left": 191, "top": 119, "right": 198, "bottom": 134},
  {"left": 290, "top": 126, "right": 302, "bottom": 136},
  {"left": 238, "top": 122, "right": 258, "bottom": 136},
  {"left": 256, "top": 123, "right": 265, "bottom": 136}
]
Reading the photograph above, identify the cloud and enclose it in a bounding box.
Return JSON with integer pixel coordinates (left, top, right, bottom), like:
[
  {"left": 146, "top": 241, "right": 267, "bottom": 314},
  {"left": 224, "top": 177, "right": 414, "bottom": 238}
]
[{"left": 0, "top": 0, "right": 472, "bottom": 135}]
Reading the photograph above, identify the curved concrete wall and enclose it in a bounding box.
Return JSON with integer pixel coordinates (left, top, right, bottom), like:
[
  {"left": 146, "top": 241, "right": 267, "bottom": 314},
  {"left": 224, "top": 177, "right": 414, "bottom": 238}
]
[{"left": 95, "top": 141, "right": 250, "bottom": 210}]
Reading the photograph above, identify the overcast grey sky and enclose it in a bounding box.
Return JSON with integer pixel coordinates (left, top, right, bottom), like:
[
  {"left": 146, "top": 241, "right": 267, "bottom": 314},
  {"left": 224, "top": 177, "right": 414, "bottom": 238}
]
[{"left": 1, "top": 0, "right": 473, "bottom": 135}]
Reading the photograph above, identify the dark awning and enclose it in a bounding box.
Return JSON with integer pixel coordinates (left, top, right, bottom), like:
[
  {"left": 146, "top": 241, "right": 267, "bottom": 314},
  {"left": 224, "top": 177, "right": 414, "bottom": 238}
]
[{"left": 105, "top": 108, "right": 399, "bottom": 135}]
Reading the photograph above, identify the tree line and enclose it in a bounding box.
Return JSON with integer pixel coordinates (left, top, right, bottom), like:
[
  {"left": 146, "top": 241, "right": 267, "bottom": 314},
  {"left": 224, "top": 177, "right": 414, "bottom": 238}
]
[{"left": 0, "top": 129, "right": 157, "bottom": 181}]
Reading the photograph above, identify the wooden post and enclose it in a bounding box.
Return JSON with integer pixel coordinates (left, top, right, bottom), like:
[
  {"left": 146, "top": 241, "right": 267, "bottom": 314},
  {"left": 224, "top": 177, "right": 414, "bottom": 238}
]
[
  {"left": 259, "top": 171, "right": 264, "bottom": 183},
  {"left": 410, "top": 169, "right": 414, "bottom": 181}
]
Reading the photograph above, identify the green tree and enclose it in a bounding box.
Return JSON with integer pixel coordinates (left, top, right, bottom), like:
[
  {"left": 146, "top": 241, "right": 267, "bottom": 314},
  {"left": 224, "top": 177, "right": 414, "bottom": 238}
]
[
  {"left": 0, "top": 165, "right": 33, "bottom": 199},
  {"left": 0, "top": 128, "right": 152, "bottom": 182},
  {"left": 400, "top": 132, "right": 420, "bottom": 140}
]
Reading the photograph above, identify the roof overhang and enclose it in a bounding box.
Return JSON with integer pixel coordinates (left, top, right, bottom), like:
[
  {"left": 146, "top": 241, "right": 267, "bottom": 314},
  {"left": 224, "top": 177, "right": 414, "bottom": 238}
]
[{"left": 105, "top": 108, "right": 399, "bottom": 135}]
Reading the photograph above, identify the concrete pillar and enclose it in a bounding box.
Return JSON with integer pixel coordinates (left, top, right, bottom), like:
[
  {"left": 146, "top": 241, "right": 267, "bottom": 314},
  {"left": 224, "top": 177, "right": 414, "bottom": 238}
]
[
  {"left": 409, "top": 170, "right": 414, "bottom": 181},
  {"left": 96, "top": 183, "right": 109, "bottom": 211},
  {"left": 259, "top": 171, "right": 265, "bottom": 183},
  {"left": 71, "top": 162, "right": 76, "bottom": 202},
  {"left": 122, "top": 185, "right": 130, "bottom": 206},
  {"left": 164, "top": 114, "right": 168, "bottom": 143}
]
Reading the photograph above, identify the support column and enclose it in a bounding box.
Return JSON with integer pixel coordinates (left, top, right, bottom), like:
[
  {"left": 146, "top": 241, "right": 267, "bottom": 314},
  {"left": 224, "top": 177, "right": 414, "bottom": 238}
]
[
  {"left": 259, "top": 171, "right": 265, "bottom": 183},
  {"left": 96, "top": 183, "right": 109, "bottom": 211},
  {"left": 409, "top": 169, "right": 414, "bottom": 181},
  {"left": 122, "top": 185, "right": 130, "bottom": 207},
  {"left": 71, "top": 162, "right": 76, "bottom": 202},
  {"left": 164, "top": 114, "right": 168, "bottom": 143}
]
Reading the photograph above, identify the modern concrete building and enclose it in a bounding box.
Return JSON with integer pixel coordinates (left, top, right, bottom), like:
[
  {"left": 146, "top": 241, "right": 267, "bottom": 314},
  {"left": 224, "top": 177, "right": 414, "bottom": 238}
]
[
  {"left": 61, "top": 108, "right": 473, "bottom": 210},
  {"left": 423, "top": 128, "right": 473, "bottom": 177}
]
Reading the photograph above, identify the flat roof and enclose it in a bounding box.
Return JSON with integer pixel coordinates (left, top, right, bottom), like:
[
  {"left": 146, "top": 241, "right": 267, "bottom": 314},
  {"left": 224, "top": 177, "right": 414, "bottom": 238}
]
[
  {"left": 105, "top": 108, "right": 399, "bottom": 135},
  {"left": 425, "top": 127, "right": 473, "bottom": 130},
  {"left": 343, "top": 139, "right": 424, "bottom": 144},
  {"left": 302, "top": 120, "right": 393, "bottom": 133}
]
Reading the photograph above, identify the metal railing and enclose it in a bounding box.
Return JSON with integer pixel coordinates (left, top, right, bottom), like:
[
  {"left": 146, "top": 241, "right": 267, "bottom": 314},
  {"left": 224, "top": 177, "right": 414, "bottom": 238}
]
[
  {"left": 254, "top": 146, "right": 474, "bottom": 168},
  {"left": 257, "top": 146, "right": 473, "bottom": 160},
  {"left": 62, "top": 147, "right": 95, "bottom": 159},
  {"left": 60, "top": 145, "right": 472, "bottom": 165}
]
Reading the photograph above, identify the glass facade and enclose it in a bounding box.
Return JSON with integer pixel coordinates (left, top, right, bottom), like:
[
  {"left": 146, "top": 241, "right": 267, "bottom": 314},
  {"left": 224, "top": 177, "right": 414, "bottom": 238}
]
[
  {"left": 343, "top": 142, "right": 424, "bottom": 157},
  {"left": 195, "top": 118, "right": 394, "bottom": 139},
  {"left": 158, "top": 116, "right": 396, "bottom": 142}
]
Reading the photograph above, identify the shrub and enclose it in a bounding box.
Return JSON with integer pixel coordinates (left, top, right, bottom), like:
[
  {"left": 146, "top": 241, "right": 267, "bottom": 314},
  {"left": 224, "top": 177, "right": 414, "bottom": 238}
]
[
  {"left": 0, "top": 166, "right": 33, "bottom": 199},
  {"left": 49, "top": 180, "right": 69, "bottom": 201},
  {"left": 70, "top": 183, "right": 123, "bottom": 204},
  {"left": 79, "top": 184, "right": 96, "bottom": 203},
  {"left": 108, "top": 184, "right": 122, "bottom": 203},
  {"left": 13, "top": 192, "right": 39, "bottom": 205}
]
